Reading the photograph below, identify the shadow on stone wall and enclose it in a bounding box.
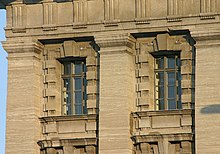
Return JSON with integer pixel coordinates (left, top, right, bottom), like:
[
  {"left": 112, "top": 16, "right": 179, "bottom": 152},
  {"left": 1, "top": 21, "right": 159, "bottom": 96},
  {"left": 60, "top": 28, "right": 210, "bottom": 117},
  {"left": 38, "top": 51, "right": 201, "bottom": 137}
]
[{"left": 200, "top": 104, "right": 220, "bottom": 114}]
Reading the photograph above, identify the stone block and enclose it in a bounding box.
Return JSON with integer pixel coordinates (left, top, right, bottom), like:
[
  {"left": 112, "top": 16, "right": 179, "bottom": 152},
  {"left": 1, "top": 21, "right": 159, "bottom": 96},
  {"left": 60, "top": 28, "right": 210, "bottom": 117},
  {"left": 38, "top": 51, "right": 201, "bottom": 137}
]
[
  {"left": 181, "top": 50, "right": 192, "bottom": 60},
  {"left": 86, "top": 121, "right": 96, "bottom": 131},
  {"left": 45, "top": 88, "right": 57, "bottom": 97},
  {"left": 45, "top": 122, "right": 57, "bottom": 133},
  {"left": 182, "top": 94, "right": 192, "bottom": 103},
  {"left": 87, "top": 99, "right": 97, "bottom": 108},
  {"left": 86, "top": 71, "right": 97, "bottom": 80},
  {"left": 156, "top": 34, "right": 168, "bottom": 51},
  {"left": 63, "top": 41, "right": 79, "bottom": 57},
  {"left": 45, "top": 99, "right": 59, "bottom": 111},
  {"left": 138, "top": 68, "right": 149, "bottom": 77},
  {"left": 138, "top": 54, "right": 149, "bottom": 63},
  {"left": 137, "top": 97, "right": 149, "bottom": 106},
  {"left": 152, "top": 115, "right": 180, "bottom": 128},
  {"left": 45, "top": 74, "right": 56, "bottom": 83},
  {"left": 85, "top": 146, "right": 96, "bottom": 154},
  {"left": 87, "top": 85, "right": 97, "bottom": 94},
  {"left": 58, "top": 121, "right": 86, "bottom": 133},
  {"left": 86, "top": 57, "right": 97, "bottom": 66},
  {"left": 45, "top": 60, "right": 57, "bottom": 69},
  {"left": 182, "top": 80, "right": 192, "bottom": 88},
  {"left": 181, "top": 65, "right": 192, "bottom": 74},
  {"left": 139, "top": 117, "right": 151, "bottom": 128},
  {"left": 181, "top": 115, "right": 192, "bottom": 126},
  {"left": 137, "top": 82, "right": 149, "bottom": 91}
]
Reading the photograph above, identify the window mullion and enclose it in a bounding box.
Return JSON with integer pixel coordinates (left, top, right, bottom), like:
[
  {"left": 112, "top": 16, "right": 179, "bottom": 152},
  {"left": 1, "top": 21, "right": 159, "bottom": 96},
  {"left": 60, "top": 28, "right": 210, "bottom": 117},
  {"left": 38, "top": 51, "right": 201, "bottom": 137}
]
[
  {"left": 71, "top": 63, "right": 75, "bottom": 115},
  {"left": 174, "top": 56, "right": 177, "bottom": 109},
  {"left": 164, "top": 57, "right": 167, "bottom": 110}
]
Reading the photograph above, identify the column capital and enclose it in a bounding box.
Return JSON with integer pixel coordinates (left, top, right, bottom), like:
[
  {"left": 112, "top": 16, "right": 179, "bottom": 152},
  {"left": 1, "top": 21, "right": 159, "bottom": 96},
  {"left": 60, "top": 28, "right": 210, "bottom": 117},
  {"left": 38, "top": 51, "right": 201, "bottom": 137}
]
[
  {"left": 95, "top": 33, "right": 136, "bottom": 54},
  {"left": 2, "top": 40, "right": 44, "bottom": 54}
]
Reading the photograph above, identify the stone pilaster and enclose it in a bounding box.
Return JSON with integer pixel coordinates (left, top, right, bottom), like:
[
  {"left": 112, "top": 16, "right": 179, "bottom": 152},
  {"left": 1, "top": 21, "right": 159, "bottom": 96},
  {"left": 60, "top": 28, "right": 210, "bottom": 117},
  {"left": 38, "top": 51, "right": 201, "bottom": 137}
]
[
  {"left": 95, "top": 33, "right": 136, "bottom": 154},
  {"left": 3, "top": 41, "right": 43, "bottom": 154},
  {"left": 192, "top": 32, "right": 220, "bottom": 154}
]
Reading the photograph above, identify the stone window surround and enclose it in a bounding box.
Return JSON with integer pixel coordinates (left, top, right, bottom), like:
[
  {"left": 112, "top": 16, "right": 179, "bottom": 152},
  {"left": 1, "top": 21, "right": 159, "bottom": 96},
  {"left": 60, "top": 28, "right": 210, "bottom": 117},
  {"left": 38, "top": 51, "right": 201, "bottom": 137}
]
[
  {"left": 135, "top": 33, "right": 195, "bottom": 111},
  {"left": 42, "top": 40, "right": 99, "bottom": 116}
]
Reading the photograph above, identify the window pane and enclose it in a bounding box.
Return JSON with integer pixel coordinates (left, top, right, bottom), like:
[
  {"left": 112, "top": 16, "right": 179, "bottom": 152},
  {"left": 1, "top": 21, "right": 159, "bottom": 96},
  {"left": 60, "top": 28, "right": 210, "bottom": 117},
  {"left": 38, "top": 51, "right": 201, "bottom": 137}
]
[
  {"left": 63, "top": 78, "right": 72, "bottom": 115},
  {"left": 74, "top": 77, "right": 83, "bottom": 114},
  {"left": 168, "top": 99, "right": 176, "bottom": 109},
  {"left": 156, "top": 72, "right": 164, "bottom": 86},
  {"left": 64, "top": 63, "right": 71, "bottom": 75},
  {"left": 155, "top": 57, "right": 164, "bottom": 69},
  {"left": 156, "top": 86, "right": 164, "bottom": 99},
  {"left": 159, "top": 100, "right": 164, "bottom": 110},
  {"left": 168, "top": 72, "right": 175, "bottom": 85},
  {"left": 75, "top": 103, "right": 83, "bottom": 115},
  {"left": 177, "top": 101, "right": 182, "bottom": 109},
  {"left": 167, "top": 57, "right": 175, "bottom": 68},
  {"left": 64, "top": 78, "right": 71, "bottom": 90},
  {"left": 75, "top": 61, "right": 83, "bottom": 75},
  {"left": 168, "top": 86, "right": 175, "bottom": 98},
  {"left": 176, "top": 57, "right": 181, "bottom": 67},
  {"left": 75, "top": 77, "right": 82, "bottom": 90},
  {"left": 66, "top": 91, "right": 72, "bottom": 115}
]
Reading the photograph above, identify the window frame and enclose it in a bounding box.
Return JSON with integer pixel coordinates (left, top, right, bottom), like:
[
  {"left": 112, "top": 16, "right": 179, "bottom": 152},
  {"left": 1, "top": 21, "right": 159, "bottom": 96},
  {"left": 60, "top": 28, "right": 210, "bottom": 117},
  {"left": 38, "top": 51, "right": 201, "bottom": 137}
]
[
  {"left": 60, "top": 57, "right": 87, "bottom": 115},
  {"left": 153, "top": 51, "right": 182, "bottom": 110}
]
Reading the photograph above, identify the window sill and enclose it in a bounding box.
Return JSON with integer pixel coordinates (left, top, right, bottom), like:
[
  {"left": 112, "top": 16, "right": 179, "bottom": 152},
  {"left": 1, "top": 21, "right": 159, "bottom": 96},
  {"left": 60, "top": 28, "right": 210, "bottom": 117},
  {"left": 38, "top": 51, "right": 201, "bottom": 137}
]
[
  {"left": 39, "top": 114, "right": 97, "bottom": 122},
  {"left": 132, "top": 109, "right": 193, "bottom": 117}
]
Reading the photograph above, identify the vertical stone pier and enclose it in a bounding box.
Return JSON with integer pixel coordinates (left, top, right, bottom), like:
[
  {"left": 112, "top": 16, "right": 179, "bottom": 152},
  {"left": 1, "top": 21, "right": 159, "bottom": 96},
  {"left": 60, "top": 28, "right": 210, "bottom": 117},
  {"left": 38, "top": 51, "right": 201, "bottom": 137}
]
[{"left": 96, "top": 34, "right": 136, "bottom": 154}]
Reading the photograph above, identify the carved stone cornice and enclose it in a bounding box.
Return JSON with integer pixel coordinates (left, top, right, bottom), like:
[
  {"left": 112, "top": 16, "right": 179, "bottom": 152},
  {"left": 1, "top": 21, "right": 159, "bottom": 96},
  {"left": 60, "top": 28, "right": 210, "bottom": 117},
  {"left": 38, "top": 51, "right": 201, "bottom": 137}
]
[
  {"left": 190, "top": 29, "right": 220, "bottom": 48},
  {"left": 132, "top": 109, "right": 194, "bottom": 118},
  {"left": 95, "top": 33, "right": 136, "bottom": 55},
  {"left": 191, "top": 30, "right": 220, "bottom": 41},
  {"left": 95, "top": 33, "right": 135, "bottom": 48},
  {"left": 132, "top": 133, "right": 194, "bottom": 144},
  {"left": 39, "top": 114, "right": 97, "bottom": 123},
  {"left": 38, "top": 138, "right": 97, "bottom": 149},
  {"left": 2, "top": 40, "right": 44, "bottom": 54}
]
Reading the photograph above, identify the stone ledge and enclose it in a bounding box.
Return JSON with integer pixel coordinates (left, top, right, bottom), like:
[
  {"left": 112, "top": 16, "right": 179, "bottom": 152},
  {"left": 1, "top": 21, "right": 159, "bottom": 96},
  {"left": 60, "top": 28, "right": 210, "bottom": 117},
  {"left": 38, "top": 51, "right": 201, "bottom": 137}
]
[
  {"left": 132, "top": 133, "right": 194, "bottom": 143},
  {"left": 39, "top": 114, "right": 98, "bottom": 122},
  {"left": 133, "top": 109, "right": 194, "bottom": 117},
  {"left": 38, "top": 138, "right": 97, "bottom": 149}
]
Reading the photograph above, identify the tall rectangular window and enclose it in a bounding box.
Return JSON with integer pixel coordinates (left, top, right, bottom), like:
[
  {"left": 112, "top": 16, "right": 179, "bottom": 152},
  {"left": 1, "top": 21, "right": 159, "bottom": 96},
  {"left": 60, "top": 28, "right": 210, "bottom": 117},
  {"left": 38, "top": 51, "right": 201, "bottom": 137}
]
[
  {"left": 154, "top": 54, "right": 182, "bottom": 110},
  {"left": 62, "top": 60, "right": 87, "bottom": 115}
]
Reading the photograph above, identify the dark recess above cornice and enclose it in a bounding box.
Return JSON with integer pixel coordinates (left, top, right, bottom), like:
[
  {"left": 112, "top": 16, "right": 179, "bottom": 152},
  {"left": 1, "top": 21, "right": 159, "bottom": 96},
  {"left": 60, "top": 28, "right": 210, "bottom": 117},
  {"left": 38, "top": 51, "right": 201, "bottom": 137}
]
[{"left": 0, "top": 0, "right": 73, "bottom": 9}]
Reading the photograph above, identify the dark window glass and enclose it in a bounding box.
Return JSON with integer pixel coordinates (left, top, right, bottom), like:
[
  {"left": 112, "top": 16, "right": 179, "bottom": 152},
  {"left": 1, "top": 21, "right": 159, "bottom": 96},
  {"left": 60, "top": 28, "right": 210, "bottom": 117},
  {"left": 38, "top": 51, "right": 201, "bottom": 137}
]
[
  {"left": 168, "top": 72, "right": 175, "bottom": 85},
  {"left": 168, "top": 99, "right": 176, "bottom": 109},
  {"left": 62, "top": 60, "right": 87, "bottom": 115},
  {"left": 155, "top": 57, "right": 164, "bottom": 69},
  {"left": 167, "top": 57, "right": 175, "bottom": 68},
  {"left": 64, "top": 63, "right": 71, "bottom": 75},
  {"left": 159, "top": 100, "right": 164, "bottom": 110},
  {"left": 154, "top": 54, "right": 181, "bottom": 110},
  {"left": 75, "top": 61, "right": 83, "bottom": 75}
]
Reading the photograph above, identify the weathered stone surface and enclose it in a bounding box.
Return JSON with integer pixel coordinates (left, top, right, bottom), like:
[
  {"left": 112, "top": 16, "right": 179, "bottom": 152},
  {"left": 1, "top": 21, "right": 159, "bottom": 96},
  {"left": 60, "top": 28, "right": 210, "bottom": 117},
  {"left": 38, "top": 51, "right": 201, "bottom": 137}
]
[{"left": 2, "top": 0, "right": 220, "bottom": 154}]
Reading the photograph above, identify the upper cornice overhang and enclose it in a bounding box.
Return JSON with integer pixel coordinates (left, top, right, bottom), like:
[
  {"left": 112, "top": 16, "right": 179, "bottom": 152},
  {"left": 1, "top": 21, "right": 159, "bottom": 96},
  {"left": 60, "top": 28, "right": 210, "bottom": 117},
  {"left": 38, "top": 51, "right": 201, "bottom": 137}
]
[
  {"left": 0, "top": 0, "right": 13, "bottom": 9},
  {"left": 0, "top": 0, "right": 72, "bottom": 9}
]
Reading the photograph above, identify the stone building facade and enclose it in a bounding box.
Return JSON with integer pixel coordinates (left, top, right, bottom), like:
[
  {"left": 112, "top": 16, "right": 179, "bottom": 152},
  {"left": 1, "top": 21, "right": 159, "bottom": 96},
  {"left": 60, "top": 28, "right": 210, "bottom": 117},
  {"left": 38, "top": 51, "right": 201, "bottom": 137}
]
[{"left": 1, "top": 0, "right": 220, "bottom": 154}]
